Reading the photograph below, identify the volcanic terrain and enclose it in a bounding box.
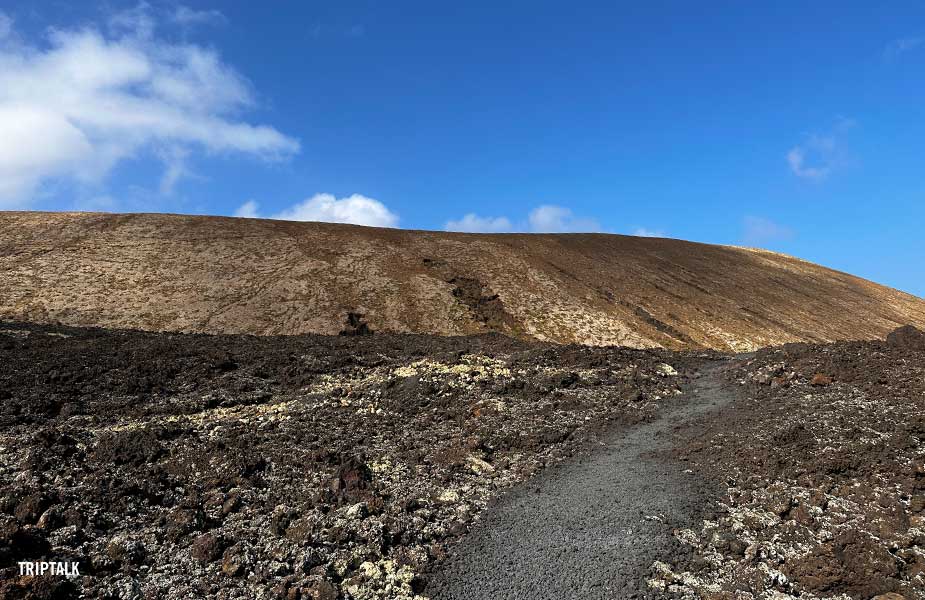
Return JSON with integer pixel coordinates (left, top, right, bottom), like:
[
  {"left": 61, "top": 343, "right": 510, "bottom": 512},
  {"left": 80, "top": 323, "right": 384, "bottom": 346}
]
[
  {"left": 1, "top": 211, "right": 924, "bottom": 350},
  {"left": 3, "top": 212, "right": 925, "bottom": 600},
  {"left": 1, "top": 322, "right": 924, "bottom": 599}
]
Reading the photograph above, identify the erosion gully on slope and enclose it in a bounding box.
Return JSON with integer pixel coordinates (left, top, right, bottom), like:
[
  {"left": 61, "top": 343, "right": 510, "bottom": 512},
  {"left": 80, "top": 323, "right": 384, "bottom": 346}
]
[{"left": 427, "top": 359, "right": 741, "bottom": 600}]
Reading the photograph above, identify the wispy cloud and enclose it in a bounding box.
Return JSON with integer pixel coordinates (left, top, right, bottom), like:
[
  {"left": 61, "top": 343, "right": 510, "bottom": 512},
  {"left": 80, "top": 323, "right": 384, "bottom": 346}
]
[
  {"left": 528, "top": 205, "right": 600, "bottom": 233},
  {"left": 786, "top": 118, "right": 854, "bottom": 181},
  {"left": 233, "top": 199, "right": 259, "bottom": 218},
  {"left": 172, "top": 6, "right": 227, "bottom": 28},
  {"left": 787, "top": 138, "right": 834, "bottom": 180},
  {"left": 156, "top": 146, "right": 194, "bottom": 195},
  {"left": 108, "top": 2, "right": 156, "bottom": 38},
  {"left": 445, "top": 214, "right": 513, "bottom": 233},
  {"left": 0, "top": 5, "right": 298, "bottom": 207},
  {"left": 234, "top": 194, "right": 399, "bottom": 228},
  {"left": 631, "top": 227, "right": 666, "bottom": 238},
  {"left": 883, "top": 36, "right": 924, "bottom": 61},
  {"left": 444, "top": 204, "right": 601, "bottom": 233},
  {"left": 741, "top": 216, "right": 794, "bottom": 246}
]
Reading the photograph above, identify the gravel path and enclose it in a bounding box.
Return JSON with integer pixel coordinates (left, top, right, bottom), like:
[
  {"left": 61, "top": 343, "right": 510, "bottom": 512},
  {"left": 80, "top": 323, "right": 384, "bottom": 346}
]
[{"left": 427, "top": 361, "right": 738, "bottom": 599}]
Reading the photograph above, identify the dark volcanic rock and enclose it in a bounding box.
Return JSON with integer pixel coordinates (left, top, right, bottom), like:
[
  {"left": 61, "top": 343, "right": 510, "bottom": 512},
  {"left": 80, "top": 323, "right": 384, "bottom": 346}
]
[
  {"left": 671, "top": 338, "right": 925, "bottom": 598},
  {"left": 0, "top": 320, "right": 702, "bottom": 599},
  {"left": 886, "top": 324, "right": 925, "bottom": 350},
  {"left": 0, "top": 576, "right": 78, "bottom": 600}
]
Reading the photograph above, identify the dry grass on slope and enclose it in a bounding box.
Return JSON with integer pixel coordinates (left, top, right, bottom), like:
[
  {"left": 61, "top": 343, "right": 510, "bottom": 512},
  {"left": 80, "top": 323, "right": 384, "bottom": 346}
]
[{"left": 1, "top": 211, "right": 923, "bottom": 351}]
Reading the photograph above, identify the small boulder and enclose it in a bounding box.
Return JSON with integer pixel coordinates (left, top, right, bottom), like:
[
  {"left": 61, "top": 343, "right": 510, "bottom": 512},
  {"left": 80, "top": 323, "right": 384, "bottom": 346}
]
[
  {"left": 14, "top": 494, "right": 51, "bottom": 525},
  {"left": 221, "top": 493, "right": 241, "bottom": 516},
  {"left": 166, "top": 507, "right": 205, "bottom": 541},
  {"left": 328, "top": 457, "right": 373, "bottom": 504},
  {"left": 466, "top": 454, "right": 495, "bottom": 475},
  {"left": 221, "top": 544, "right": 245, "bottom": 577},
  {"left": 437, "top": 490, "right": 460, "bottom": 504},
  {"left": 191, "top": 533, "right": 223, "bottom": 563},
  {"left": 36, "top": 507, "right": 62, "bottom": 531},
  {"left": 810, "top": 373, "right": 833, "bottom": 387},
  {"left": 106, "top": 534, "right": 146, "bottom": 565},
  {"left": 887, "top": 325, "right": 925, "bottom": 350},
  {"left": 656, "top": 363, "right": 678, "bottom": 377},
  {"left": 345, "top": 502, "right": 368, "bottom": 520},
  {"left": 304, "top": 581, "right": 338, "bottom": 600}
]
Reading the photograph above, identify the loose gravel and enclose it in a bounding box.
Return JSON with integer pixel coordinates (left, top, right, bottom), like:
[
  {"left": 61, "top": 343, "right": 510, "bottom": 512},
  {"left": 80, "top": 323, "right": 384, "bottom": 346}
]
[{"left": 427, "top": 362, "right": 737, "bottom": 599}]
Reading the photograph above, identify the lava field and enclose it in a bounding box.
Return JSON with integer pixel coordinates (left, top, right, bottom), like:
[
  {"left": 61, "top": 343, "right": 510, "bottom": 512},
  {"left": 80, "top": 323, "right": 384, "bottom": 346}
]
[
  {"left": 0, "top": 322, "right": 705, "bottom": 599},
  {"left": 1, "top": 321, "right": 923, "bottom": 599},
  {"left": 662, "top": 329, "right": 925, "bottom": 599}
]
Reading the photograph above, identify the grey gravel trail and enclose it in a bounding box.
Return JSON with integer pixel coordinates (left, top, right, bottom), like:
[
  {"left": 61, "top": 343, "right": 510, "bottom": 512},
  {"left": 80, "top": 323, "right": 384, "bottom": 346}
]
[{"left": 426, "top": 361, "right": 738, "bottom": 600}]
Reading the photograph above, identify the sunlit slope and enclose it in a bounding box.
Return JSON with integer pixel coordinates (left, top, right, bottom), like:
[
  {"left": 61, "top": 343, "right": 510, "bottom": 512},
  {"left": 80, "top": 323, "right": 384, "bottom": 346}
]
[{"left": 2, "top": 211, "right": 923, "bottom": 351}]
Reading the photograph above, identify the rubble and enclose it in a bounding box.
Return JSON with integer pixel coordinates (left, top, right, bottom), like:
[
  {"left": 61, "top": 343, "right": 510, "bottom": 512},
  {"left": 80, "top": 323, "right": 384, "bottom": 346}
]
[
  {"left": 0, "top": 321, "right": 701, "bottom": 598},
  {"left": 666, "top": 336, "right": 925, "bottom": 599}
]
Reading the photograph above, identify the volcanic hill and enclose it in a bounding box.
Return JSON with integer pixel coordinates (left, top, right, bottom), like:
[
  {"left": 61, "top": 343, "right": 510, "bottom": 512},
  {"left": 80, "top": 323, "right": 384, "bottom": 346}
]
[{"left": 1, "top": 211, "right": 923, "bottom": 351}]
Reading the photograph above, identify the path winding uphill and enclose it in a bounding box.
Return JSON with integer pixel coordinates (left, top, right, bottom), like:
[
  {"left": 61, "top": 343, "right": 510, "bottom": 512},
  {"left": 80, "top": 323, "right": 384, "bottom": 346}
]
[{"left": 426, "top": 360, "right": 739, "bottom": 600}]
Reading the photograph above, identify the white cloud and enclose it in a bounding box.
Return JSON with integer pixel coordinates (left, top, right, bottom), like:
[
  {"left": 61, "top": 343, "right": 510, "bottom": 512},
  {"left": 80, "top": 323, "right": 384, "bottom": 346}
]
[
  {"left": 528, "top": 204, "right": 601, "bottom": 233},
  {"left": 786, "top": 137, "right": 834, "bottom": 180},
  {"left": 233, "top": 199, "right": 259, "bottom": 218},
  {"left": 786, "top": 117, "right": 855, "bottom": 182},
  {"left": 444, "top": 213, "right": 513, "bottom": 233},
  {"left": 631, "top": 227, "right": 666, "bottom": 238},
  {"left": 108, "top": 3, "right": 157, "bottom": 39},
  {"left": 884, "top": 36, "right": 924, "bottom": 61},
  {"left": 275, "top": 194, "right": 398, "bottom": 227},
  {"left": 172, "top": 6, "right": 227, "bottom": 27},
  {"left": 444, "top": 204, "right": 601, "bottom": 233},
  {"left": 156, "top": 146, "right": 193, "bottom": 195},
  {"left": 0, "top": 105, "right": 94, "bottom": 204},
  {"left": 742, "top": 216, "right": 794, "bottom": 246},
  {"left": 235, "top": 194, "right": 399, "bottom": 228},
  {"left": 0, "top": 6, "right": 298, "bottom": 207}
]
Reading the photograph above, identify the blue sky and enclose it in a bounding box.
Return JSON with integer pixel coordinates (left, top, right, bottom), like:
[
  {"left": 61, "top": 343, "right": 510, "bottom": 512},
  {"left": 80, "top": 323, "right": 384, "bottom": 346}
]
[{"left": 0, "top": 2, "right": 923, "bottom": 296}]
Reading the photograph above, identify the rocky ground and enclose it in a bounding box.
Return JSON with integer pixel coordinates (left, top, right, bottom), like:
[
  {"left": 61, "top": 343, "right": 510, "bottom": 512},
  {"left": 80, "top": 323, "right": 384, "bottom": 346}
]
[
  {"left": 660, "top": 326, "right": 925, "bottom": 600},
  {"left": 0, "top": 321, "right": 707, "bottom": 599},
  {"left": 3, "top": 319, "right": 924, "bottom": 600}
]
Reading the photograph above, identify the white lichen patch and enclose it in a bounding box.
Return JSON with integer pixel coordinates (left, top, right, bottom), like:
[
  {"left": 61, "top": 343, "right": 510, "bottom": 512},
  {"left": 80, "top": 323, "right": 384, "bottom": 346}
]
[{"left": 393, "top": 354, "right": 511, "bottom": 379}]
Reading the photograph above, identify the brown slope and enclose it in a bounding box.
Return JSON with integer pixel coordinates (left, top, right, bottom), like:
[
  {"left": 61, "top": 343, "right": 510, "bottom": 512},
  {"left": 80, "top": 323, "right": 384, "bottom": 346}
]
[{"left": 0, "top": 211, "right": 923, "bottom": 351}]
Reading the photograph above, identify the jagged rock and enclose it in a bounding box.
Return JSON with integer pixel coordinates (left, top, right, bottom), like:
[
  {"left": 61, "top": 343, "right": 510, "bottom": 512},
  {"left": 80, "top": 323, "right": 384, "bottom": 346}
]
[
  {"left": 191, "top": 533, "right": 223, "bottom": 563},
  {"left": 656, "top": 363, "right": 678, "bottom": 377},
  {"left": 221, "top": 544, "right": 245, "bottom": 577},
  {"left": 106, "top": 534, "right": 146, "bottom": 565},
  {"left": 345, "top": 503, "right": 368, "bottom": 520},
  {"left": 887, "top": 325, "right": 925, "bottom": 350}
]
